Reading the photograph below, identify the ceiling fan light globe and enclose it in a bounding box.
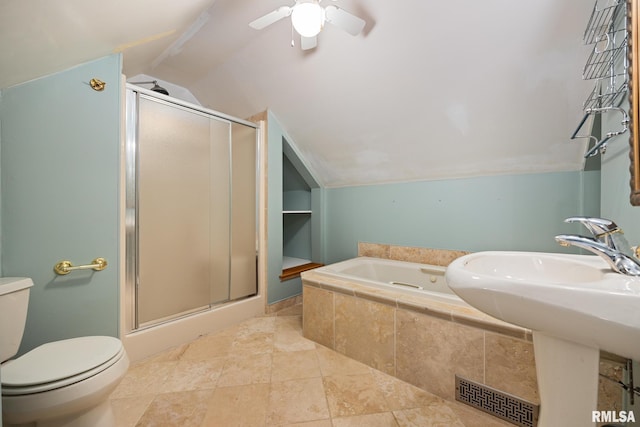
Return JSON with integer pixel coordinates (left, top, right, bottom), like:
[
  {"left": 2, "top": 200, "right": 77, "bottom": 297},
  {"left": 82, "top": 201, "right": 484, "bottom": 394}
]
[{"left": 291, "top": 3, "right": 324, "bottom": 37}]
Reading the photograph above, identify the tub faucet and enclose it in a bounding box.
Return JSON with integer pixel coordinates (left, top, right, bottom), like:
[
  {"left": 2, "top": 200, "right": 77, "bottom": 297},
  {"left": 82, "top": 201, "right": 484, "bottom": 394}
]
[{"left": 555, "top": 216, "right": 640, "bottom": 276}]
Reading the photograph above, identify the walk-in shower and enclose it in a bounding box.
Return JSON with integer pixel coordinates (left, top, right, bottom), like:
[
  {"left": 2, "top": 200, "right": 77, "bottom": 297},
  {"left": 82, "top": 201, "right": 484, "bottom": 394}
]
[{"left": 122, "top": 85, "right": 264, "bottom": 360}]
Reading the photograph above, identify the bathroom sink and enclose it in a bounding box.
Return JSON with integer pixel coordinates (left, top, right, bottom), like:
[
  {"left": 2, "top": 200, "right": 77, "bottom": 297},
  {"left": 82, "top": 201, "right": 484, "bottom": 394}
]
[{"left": 445, "top": 251, "right": 640, "bottom": 360}]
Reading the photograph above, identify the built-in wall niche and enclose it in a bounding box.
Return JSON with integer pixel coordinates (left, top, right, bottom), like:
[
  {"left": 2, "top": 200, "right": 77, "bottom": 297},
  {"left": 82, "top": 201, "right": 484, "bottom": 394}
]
[{"left": 280, "top": 141, "right": 323, "bottom": 281}]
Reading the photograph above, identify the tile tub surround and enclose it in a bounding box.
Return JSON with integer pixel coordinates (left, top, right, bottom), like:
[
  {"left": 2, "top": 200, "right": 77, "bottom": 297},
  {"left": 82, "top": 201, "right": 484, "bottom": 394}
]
[
  {"left": 301, "top": 272, "right": 539, "bottom": 404},
  {"left": 302, "top": 261, "right": 627, "bottom": 413},
  {"left": 357, "top": 242, "right": 470, "bottom": 266}
]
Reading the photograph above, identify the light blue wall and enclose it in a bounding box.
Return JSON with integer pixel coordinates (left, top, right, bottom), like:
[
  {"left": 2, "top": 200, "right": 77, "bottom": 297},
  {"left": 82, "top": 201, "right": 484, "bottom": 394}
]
[
  {"left": 266, "top": 111, "right": 292, "bottom": 304},
  {"left": 601, "top": 141, "right": 639, "bottom": 228},
  {"left": 0, "top": 58, "right": 610, "bottom": 352},
  {"left": 600, "top": 105, "right": 640, "bottom": 241},
  {"left": 0, "top": 55, "right": 122, "bottom": 354},
  {"left": 323, "top": 171, "right": 600, "bottom": 264}
]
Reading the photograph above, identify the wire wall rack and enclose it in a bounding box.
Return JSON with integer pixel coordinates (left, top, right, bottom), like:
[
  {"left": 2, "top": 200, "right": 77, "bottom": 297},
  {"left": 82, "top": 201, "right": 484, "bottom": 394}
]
[{"left": 572, "top": 0, "right": 629, "bottom": 158}]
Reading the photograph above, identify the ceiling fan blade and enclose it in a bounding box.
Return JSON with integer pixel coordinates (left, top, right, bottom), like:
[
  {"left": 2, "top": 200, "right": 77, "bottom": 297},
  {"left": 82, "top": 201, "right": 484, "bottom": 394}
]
[
  {"left": 324, "top": 5, "right": 365, "bottom": 36},
  {"left": 301, "top": 35, "right": 317, "bottom": 50},
  {"left": 249, "top": 6, "right": 292, "bottom": 30}
]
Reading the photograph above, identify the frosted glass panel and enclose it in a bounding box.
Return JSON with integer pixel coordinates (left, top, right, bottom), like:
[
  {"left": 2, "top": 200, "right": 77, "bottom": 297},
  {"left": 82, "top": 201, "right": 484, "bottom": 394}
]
[
  {"left": 210, "top": 118, "right": 231, "bottom": 303},
  {"left": 138, "top": 97, "right": 213, "bottom": 325},
  {"left": 230, "top": 123, "right": 258, "bottom": 300}
]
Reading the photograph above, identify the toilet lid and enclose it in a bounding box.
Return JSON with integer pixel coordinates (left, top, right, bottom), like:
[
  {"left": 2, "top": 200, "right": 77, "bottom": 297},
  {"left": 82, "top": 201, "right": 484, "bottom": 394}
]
[{"left": 1, "top": 336, "right": 123, "bottom": 387}]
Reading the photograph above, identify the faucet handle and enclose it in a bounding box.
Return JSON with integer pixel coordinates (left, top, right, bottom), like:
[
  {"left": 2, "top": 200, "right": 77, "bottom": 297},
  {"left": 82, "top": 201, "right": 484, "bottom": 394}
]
[{"left": 563, "top": 216, "right": 619, "bottom": 237}]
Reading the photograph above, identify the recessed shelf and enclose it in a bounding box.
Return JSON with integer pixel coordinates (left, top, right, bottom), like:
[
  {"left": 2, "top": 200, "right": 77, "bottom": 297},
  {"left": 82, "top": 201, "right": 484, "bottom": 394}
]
[{"left": 281, "top": 148, "right": 319, "bottom": 283}]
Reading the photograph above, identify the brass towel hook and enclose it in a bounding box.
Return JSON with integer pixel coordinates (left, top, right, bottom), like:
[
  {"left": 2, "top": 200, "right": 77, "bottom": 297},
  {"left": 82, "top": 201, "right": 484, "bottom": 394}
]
[
  {"left": 54, "top": 258, "right": 108, "bottom": 275},
  {"left": 90, "top": 78, "right": 106, "bottom": 92}
]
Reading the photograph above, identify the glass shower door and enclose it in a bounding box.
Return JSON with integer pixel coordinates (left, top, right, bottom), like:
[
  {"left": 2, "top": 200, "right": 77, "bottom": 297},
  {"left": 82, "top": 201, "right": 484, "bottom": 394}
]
[{"left": 136, "top": 95, "right": 231, "bottom": 326}]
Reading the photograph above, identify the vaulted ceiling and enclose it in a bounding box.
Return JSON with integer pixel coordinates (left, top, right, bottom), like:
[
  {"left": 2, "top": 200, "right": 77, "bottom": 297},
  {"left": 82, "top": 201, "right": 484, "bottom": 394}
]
[{"left": 1, "top": 0, "right": 595, "bottom": 187}]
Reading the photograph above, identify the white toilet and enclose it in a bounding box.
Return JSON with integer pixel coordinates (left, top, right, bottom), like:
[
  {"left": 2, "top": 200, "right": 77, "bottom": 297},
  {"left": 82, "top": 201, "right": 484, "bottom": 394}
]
[{"left": 0, "top": 277, "right": 129, "bottom": 427}]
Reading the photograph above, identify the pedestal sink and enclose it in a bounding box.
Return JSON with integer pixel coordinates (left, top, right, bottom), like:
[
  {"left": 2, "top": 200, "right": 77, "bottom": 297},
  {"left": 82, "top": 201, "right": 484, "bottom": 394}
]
[{"left": 445, "top": 251, "right": 640, "bottom": 426}]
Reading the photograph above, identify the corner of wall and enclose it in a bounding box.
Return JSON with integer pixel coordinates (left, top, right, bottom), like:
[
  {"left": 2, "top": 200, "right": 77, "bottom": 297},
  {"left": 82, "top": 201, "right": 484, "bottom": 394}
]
[{"left": 0, "top": 90, "right": 3, "bottom": 277}]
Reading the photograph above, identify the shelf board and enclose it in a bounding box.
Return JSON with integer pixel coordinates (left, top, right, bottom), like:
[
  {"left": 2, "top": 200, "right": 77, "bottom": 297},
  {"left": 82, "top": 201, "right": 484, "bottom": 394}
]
[
  {"left": 283, "top": 210, "right": 312, "bottom": 214},
  {"left": 280, "top": 261, "right": 324, "bottom": 282}
]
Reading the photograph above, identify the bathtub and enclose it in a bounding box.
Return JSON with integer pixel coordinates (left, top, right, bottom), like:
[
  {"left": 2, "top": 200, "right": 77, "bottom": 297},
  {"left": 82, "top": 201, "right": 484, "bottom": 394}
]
[
  {"left": 311, "top": 256, "right": 465, "bottom": 306},
  {"left": 301, "top": 255, "right": 537, "bottom": 404}
]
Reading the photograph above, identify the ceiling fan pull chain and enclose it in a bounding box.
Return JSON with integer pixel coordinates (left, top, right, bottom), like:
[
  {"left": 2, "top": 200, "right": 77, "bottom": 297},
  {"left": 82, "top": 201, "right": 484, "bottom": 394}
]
[{"left": 291, "top": 21, "right": 295, "bottom": 47}]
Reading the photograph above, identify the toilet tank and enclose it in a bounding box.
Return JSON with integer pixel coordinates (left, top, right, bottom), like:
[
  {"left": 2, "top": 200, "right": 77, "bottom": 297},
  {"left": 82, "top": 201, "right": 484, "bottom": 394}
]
[{"left": 0, "top": 278, "right": 33, "bottom": 362}]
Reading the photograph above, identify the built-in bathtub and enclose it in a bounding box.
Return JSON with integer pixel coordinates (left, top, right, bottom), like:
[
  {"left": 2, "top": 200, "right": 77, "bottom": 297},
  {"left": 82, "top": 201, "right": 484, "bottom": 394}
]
[
  {"left": 301, "top": 256, "right": 540, "bottom": 404},
  {"left": 311, "top": 256, "right": 461, "bottom": 305},
  {"left": 302, "top": 254, "right": 625, "bottom": 413}
]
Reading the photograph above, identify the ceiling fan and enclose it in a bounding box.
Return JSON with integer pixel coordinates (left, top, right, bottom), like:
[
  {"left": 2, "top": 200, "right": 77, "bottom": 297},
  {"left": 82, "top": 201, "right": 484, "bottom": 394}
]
[{"left": 249, "top": 0, "right": 366, "bottom": 50}]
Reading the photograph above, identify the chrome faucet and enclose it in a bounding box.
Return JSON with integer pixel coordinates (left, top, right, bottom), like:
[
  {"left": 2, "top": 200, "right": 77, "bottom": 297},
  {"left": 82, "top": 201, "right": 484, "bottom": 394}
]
[{"left": 555, "top": 216, "right": 640, "bottom": 276}]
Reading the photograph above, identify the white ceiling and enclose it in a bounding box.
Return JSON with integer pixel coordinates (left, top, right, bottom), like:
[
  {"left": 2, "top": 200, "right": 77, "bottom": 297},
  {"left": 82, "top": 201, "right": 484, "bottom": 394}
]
[{"left": 1, "top": 0, "right": 595, "bottom": 188}]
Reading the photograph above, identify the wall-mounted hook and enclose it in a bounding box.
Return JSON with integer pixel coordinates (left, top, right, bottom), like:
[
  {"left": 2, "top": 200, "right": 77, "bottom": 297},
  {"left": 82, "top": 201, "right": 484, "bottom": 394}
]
[{"left": 90, "top": 78, "right": 106, "bottom": 92}]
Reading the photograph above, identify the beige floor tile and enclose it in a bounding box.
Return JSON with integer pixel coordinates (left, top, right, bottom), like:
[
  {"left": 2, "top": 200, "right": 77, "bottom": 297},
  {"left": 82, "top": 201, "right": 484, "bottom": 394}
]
[
  {"left": 135, "top": 390, "right": 215, "bottom": 427},
  {"left": 111, "top": 313, "right": 511, "bottom": 427},
  {"left": 266, "top": 377, "right": 330, "bottom": 425},
  {"left": 273, "top": 329, "right": 317, "bottom": 352},
  {"left": 201, "top": 383, "right": 270, "bottom": 426},
  {"left": 275, "top": 315, "right": 303, "bottom": 332},
  {"left": 371, "top": 370, "right": 442, "bottom": 411},
  {"left": 216, "top": 352, "right": 272, "bottom": 387},
  {"left": 111, "top": 361, "right": 178, "bottom": 399},
  {"left": 444, "top": 400, "right": 514, "bottom": 427},
  {"left": 271, "top": 350, "right": 321, "bottom": 382},
  {"left": 315, "top": 345, "right": 371, "bottom": 377},
  {"left": 275, "top": 420, "right": 332, "bottom": 427},
  {"left": 392, "top": 405, "right": 465, "bottom": 427},
  {"left": 110, "top": 395, "right": 155, "bottom": 427},
  {"left": 181, "top": 332, "right": 235, "bottom": 360},
  {"left": 323, "top": 373, "right": 390, "bottom": 418},
  {"left": 230, "top": 327, "right": 275, "bottom": 355},
  {"left": 237, "top": 316, "right": 277, "bottom": 335},
  {"left": 332, "top": 412, "right": 400, "bottom": 427},
  {"left": 160, "top": 357, "right": 227, "bottom": 392}
]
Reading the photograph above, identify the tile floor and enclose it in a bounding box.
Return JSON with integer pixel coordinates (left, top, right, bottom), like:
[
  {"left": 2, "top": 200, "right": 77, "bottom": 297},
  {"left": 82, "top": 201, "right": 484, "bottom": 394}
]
[{"left": 109, "top": 306, "right": 511, "bottom": 426}]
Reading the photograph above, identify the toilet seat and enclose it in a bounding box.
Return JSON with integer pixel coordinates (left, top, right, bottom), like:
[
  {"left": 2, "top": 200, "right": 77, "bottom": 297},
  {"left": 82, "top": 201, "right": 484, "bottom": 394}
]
[{"left": 2, "top": 336, "right": 124, "bottom": 395}]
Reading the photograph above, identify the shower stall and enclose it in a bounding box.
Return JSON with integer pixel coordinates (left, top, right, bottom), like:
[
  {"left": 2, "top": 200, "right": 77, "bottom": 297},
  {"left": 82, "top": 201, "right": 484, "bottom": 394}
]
[{"left": 122, "top": 85, "right": 263, "bottom": 358}]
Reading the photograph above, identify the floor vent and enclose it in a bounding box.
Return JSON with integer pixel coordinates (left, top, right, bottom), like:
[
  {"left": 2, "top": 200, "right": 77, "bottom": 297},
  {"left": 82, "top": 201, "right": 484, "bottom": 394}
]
[{"left": 455, "top": 375, "right": 539, "bottom": 427}]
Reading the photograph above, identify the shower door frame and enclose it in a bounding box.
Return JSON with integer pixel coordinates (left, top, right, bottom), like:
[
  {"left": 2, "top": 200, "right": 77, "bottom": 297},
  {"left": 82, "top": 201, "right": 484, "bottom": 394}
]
[{"left": 124, "top": 85, "right": 261, "bottom": 332}]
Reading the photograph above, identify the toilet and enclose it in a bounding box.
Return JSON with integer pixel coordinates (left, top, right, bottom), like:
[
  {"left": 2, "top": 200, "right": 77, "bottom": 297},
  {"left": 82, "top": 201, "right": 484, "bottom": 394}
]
[{"left": 0, "top": 278, "right": 129, "bottom": 427}]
